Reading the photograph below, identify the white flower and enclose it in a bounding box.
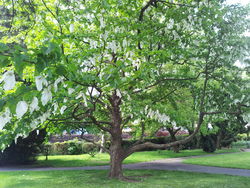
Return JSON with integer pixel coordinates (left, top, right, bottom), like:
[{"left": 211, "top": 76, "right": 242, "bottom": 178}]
[
  {"left": 208, "top": 123, "right": 213, "bottom": 129},
  {"left": 167, "top": 19, "right": 174, "bottom": 29},
  {"left": 41, "top": 88, "right": 52, "bottom": 106},
  {"left": 39, "top": 111, "right": 51, "bottom": 123},
  {"left": 68, "top": 88, "right": 75, "bottom": 95},
  {"left": 30, "top": 97, "right": 39, "bottom": 113},
  {"left": 82, "top": 93, "right": 88, "bottom": 107},
  {"left": 16, "top": 101, "right": 28, "bottom": 119},
  {"left": 87, "top": 87, "right": 99, "bottom": 96},
  {"left": 30, "top": 119, "right": 39, "bottom": 129},
  {"left": 69, "top": 23, "right": 74, "bottom": 33},
  {"left": 60, "top": 105, "right": 67, "bottom": 114},
  {"left": 54, "top": 77, "right": 64, "bottom": 92},
  {"left": 1, "top": 70, "right": 16, "bottom": 91},
  {"left": 35, "top": 76, "right": 48, "bottom": 91},
  {"left": 52, "top": 102, "right": 58, "bottom": 115},
  {"left": 100, "top": 17, "right": 105, "bottom": 28},
  {"left": 116, "top": 89, "right": 122, "bottom": 98},
  {"left": 122, "top": 39, "right": 128, "bottom": 48},
  {"left": 0, "top": 108, "right": 11, "bottom": 130},
  {"left": 171, "top": 121, "right": 177, "bottom": 128}
]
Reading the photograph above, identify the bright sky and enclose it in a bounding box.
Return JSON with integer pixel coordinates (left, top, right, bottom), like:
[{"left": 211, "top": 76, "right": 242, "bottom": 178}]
[{"left": 226, "top": 0, "right": 250, "bottom": 5}]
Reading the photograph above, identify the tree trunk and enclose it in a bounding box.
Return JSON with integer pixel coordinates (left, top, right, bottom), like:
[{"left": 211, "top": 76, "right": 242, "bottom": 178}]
[
  {"left": 108, "top": 91, "right": 124, "bottom": 179},
  {"left": 109, "top": 140, "right": 124, "bottom": 179},
  {"left": 216, "top": 131, "right": 222, "bottom": 149},
  {"left": 171, "top": 136, "right": 179, "bottom": 153},
  {"left": 167, "top": 128, "right": 180, "bottom": 153},
  {"left": 99, "top": 134, "right": 105, "bottom": 153}
]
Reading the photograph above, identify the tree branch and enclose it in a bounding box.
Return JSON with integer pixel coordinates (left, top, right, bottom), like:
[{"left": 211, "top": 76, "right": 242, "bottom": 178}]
[
  {"left": 80, "top": 136, "right": 110, "bottom": 154},
  {"left": 133, "top": 72, "right": 202, "bottom": 94}
]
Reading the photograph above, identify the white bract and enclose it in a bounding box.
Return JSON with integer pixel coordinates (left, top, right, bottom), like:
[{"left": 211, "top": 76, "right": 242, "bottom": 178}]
[
  {"left": 16, "top": 101, "right": 28, "bottom": 119},
  {"left": 60, "top": 105, "right": 67, "bottom": 114},
  {"left": 100, "top": 17, "right": 105, "bottom": 28},
  {"left": 68, "top": 88, "right": 75, "bottom": 95},
  {"left": 39, "top": 111, "right": 51, "bottom": 123},
  {"left": 54, "top": 77, "right": 64, "bottom": 92},
  {"left": 35, "top": 76, "right": 48, "bottom": 91},
  {"left": 52, "top": 102, "right": 58, "bottom": 115},
  {"left": 41, "top": 88, "right": 52, "bottom": 106},
  {"left": 30, "top": 97, "right": 39, "bottom": 113},
  {"left": 69, "top": 23, "right": 74, "bottom": 33},
  {"left": 1, "top": 70, "right": 16, "bottom": 91},
  {"left": 208, "top": 123, "right": 213, "bottom": 129},
  {"left": 30, "top": 119, "right": 39, "bottom": 129},
  {"left": 0, "top": 108, "right": 11, "bottom": 130}
]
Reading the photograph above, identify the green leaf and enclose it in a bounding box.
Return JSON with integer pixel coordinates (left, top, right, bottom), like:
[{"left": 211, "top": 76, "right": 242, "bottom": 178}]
[
  {"left": 35, "top": 55, "right": 47, "bottom": 74},
  {"left": 0, "top": 55, "right": 10, "bottom": 68},
  {"left": 13, "top": 54, "right": 28, "bottom": 78},
  {"left": 6, "top": 96, "right": 18, "bottom": 114},
  {"left": 0, "top": 99, "right": 6, "bottom": 112},
  {"left": 0, "top": 43, "right": 9, "bottom": 52},
  {"left": 55, "top": 65, "right": 67, "bottom": 76}
]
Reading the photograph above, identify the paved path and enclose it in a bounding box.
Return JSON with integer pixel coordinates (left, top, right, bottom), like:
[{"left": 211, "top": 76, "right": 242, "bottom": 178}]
[{"left": 1, "top": 152, "right": 250, "bottom": 177}]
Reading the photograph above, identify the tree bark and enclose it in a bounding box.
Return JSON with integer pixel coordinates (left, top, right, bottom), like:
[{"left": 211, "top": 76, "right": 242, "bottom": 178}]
[
  {"left": 108, "top": 91, "right": 124, "bottom": 179},
  {"left": 99, "top": 134, "right": 105, "bottom": 153},
  {"left": 109, "top": 136, "right": 124, "bottom": 179},
  {"left": 167, "top": 128, "right": 180, "bottom": 153},
  {"left": 216, "top": 131, "right": 222, "bottom": 149}
]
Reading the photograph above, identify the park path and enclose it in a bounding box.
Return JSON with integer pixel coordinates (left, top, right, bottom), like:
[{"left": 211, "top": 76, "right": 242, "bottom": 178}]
[{"left": 1, "top": 151, "right": 250, "bottom": 177}]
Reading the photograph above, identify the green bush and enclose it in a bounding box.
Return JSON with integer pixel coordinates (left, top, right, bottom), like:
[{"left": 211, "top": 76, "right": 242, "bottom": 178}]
[
  {"left": 232, "top": 141, "right": 250, "bottom": 149},
  {"left": 236, "top": 134, "right": 250, "bottom": 141},
  {"left": 0, "top": 129, "right": 46, "bottom": 165},
  {"left": 44, "top": 139, "right": 99, "bottom": 155},
  {"left": 200, "top": 135, "right": 216, "bottom": 153}
]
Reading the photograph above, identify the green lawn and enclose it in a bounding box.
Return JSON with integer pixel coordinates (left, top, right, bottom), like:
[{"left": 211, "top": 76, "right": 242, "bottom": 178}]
[
  {"left": 36, "top": 149, "right": 238, "bottom": 167},
  {"left": 1, "top": 170, "right": 250, "bottom": 188},
  {"left": 184, "top": 152, "right": 250, "bottom": 169}
]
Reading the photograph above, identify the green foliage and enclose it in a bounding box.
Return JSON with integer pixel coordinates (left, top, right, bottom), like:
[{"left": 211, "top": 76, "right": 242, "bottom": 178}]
[
  {"left": 45, "top": 140, "right": 99, "bottom": 155},
  {"left": 232, "top": 141, "right": 250, "bottom": 149},
  {"left": 200, "top": 134, "right": 217, "bottom": 153},
  {"left": 0, "top": 0, "right": 249, "bottom": 164},
  {"left": 0, "top": 129, "right": 46, "bottom": 165}
]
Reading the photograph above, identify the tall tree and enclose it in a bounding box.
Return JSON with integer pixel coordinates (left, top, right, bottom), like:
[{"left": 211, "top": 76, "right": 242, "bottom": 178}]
[{"left": 0, "top": 0, "right": 249, "bottom": 179}]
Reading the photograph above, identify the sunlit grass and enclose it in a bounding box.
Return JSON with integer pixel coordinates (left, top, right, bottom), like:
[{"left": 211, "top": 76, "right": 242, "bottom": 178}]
[
  {"left": 184, "top": 152, "right": 250, "bottom": 169},
  {"left": 36, "top": 148, "right": 239, "bottom": 167},
  {"left": 1, "top": 169, "right": 250, "bottom": 188}
]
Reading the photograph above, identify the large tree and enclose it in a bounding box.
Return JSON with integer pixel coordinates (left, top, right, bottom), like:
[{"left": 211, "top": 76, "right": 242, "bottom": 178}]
[{"left": 0, "top": 0, "right": 249, "bottom": 179}]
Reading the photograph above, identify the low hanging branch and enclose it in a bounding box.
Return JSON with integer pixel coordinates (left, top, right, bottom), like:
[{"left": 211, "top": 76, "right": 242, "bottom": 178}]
[{"left": 80, "top": 136, "right": 110, "bottom": 154}]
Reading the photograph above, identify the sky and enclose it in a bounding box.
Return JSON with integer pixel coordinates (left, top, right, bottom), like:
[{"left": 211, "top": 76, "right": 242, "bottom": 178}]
[{"left": 226, "top": 0, "right": 250, "bottom": 5}]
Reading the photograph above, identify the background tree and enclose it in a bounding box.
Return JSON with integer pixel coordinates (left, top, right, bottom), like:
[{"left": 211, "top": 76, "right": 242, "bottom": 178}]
[{"left": 0, "top": 0, "right": 249, "bottom": 180}]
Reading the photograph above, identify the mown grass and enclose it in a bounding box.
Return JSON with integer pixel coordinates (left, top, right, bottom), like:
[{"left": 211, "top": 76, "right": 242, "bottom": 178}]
[
  {"left": 36, "top": 148, "right": 239, "bottom": 167},
  {"left": 1, "top": 169, "right": 250, "bottom": 188},
  {"left": 184, "top": 152, "right": 250, "bottom": 169}
]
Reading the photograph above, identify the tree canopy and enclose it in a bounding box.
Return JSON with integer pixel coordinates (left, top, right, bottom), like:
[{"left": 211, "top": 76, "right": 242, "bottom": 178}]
[{"left": 0, "top": 0, "right": 249, "bottom": 179}]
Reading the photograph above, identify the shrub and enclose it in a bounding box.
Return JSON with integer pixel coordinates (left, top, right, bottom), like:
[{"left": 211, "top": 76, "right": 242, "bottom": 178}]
[
  {"left": 0, "top": 129, "right": 46, "bottom": 165},
  {"left": 232, "top": 141, "right": 250, "bottom": 149},
  {"left": 44, "top": 140, "right": 100, "bottom": 155},
  {"left": 200, "top": 135, "right": 216, "bottom": 153}
]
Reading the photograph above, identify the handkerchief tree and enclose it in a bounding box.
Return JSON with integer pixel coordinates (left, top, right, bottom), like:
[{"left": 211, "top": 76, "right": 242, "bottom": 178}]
[{"left": 0, "top": 0, "right": 249, "bottom": 179}]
